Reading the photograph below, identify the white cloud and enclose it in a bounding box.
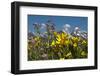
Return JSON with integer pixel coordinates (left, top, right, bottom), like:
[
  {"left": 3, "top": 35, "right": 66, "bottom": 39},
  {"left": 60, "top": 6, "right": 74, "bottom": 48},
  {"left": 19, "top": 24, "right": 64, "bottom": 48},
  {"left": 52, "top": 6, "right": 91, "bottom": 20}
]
[
  {"left": 63, "top": 24, "right": 71, "bottom": 29},
  {"left": 41, "top": 23, "right": 46, "bottom": 29},
  {"left": 63, "top": 24, "right": 71, "bottom": 33},
  {"left": 74, "top": 27, "right": 80, "bottom": 31}
]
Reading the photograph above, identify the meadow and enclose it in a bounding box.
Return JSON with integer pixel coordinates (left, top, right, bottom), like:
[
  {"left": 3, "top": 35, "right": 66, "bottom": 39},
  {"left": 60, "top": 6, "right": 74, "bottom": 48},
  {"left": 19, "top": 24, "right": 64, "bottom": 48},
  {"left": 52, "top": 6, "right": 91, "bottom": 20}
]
[{"left": 28, "top": 20, "right": 88, "bottom": 61}]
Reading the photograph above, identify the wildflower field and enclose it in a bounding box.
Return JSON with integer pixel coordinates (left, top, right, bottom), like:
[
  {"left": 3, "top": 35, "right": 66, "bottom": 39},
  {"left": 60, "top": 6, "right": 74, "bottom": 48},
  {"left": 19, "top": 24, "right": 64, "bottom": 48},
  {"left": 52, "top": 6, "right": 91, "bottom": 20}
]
[{"left": 28, "top": 15, "right": 88, "bottom": 61}]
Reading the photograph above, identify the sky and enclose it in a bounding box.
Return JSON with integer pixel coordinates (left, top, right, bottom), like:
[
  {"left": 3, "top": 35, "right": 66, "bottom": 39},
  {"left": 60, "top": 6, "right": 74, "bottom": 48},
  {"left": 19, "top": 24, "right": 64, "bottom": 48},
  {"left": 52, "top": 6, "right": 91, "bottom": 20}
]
[{"left": 28, "top": 15, "right": 88, "bottom": 33}]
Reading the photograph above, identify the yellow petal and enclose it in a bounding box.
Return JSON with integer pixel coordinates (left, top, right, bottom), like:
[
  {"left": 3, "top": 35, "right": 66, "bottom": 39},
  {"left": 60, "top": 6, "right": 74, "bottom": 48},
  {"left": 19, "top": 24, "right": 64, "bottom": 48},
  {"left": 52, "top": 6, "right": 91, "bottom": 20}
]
[
  {"left": 82, "top": 40, "right": 87, "bottom": 45},
  {"left": 56, "top": 37, "right": 61, "bottom": 42},
  {"left": 65, "top": 40, "right": 70, "bottom": 45},
  {"left": 56, "top": 41, "right": 60, "bottom": 44},
  {"left": 53, "top": 32, "right": 57, "bottom": 36},
  {"left": 73, "top": 43, "right": 77, "bottom": 47},
  {"left": 51, "top": 40, "right": 55, "bottom": 46}
]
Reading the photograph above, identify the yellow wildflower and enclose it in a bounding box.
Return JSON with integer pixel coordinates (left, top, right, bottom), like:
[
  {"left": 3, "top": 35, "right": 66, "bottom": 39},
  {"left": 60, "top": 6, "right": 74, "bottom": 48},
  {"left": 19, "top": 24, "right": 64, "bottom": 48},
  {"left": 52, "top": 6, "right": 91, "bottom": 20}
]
[
  {"left": 34, "top": 36, "right": 40, "bottom": 41},
  {"left": 51, "top": 40, "right": 56, "bottom": 46},
  {"left": 61, "top": 32, "right": 67, "bottom": 39},
  {"left": 82, "top": 40, "right": 87, "bottom": 45},
  {"left": 72, "top": 37, "right": 80, "bottom": 43},
  {"left": 53, "top": 31, "right": 57, "bottom": 36},
  {"left": 56, "top": 40, "right": 60, "bottom": 45},
  {"left": 65, "top": 40, "right": 70, "bottom": 45},
  {"left": 73, "top": 43, "right": 77, "bottom": 47},
  {"left": 56, "top": 32, "right": 68, "bottom": 45},
  {"left": 56, "top": 34, "right": 61, "bottom": 41}
]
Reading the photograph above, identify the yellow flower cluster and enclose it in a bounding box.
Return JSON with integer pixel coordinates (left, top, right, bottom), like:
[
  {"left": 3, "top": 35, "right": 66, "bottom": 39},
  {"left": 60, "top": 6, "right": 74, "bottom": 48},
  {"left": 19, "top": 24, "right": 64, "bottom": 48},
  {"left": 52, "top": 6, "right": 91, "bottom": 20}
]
[
  {"left": 72, "top": 37, "right": 80, "bottom": 48},
  {"left": 28, "top": 31, "right": 88, "bottom": 60},
  {"left": 51, "top": 32, "right": 70, "bottom": 47}
]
